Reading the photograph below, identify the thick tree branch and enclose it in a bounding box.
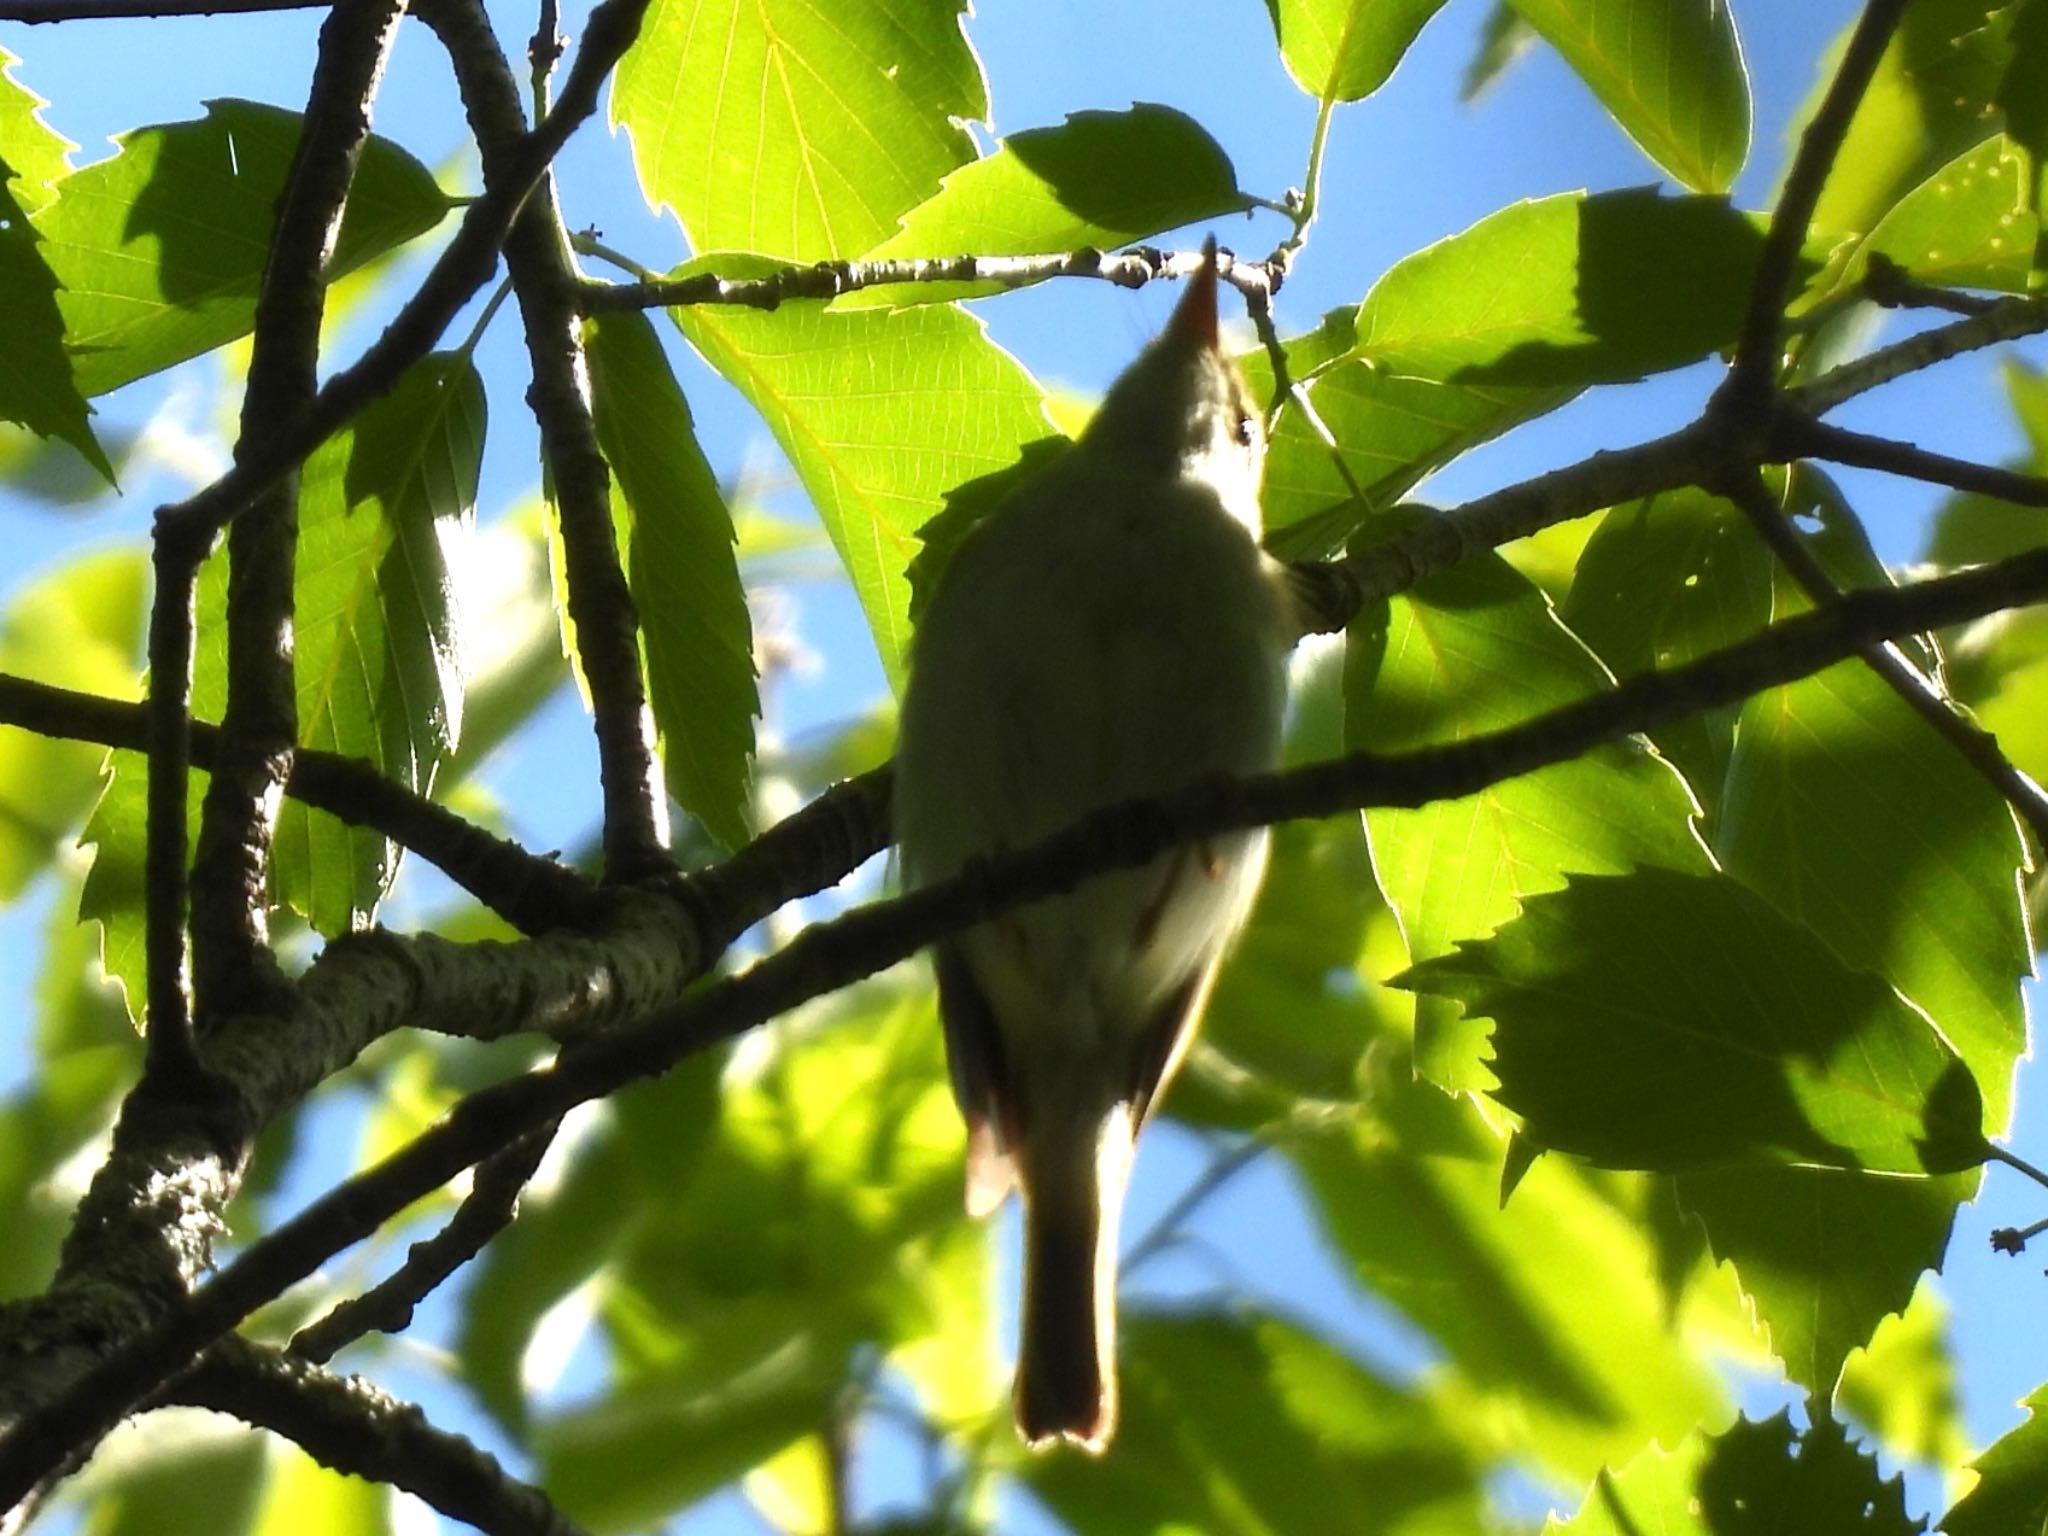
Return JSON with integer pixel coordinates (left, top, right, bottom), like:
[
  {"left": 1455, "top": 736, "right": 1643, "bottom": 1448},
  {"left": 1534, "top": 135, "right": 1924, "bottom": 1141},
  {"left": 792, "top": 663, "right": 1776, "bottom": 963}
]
[
  {"left": 142, "top": 527, "right": 207, "bottom": 1075},
  {"left": 13, "top": 542, "right": 2048, "bottom": 1500},
  {"left": 421, "top": 0, "right": 669, "bottom": 880},
  {"left": 1725, "top": 0, "right": 1910, "bottom": 403},
  {"left": 178, "top": 1340, "right": 591, "bottom": 1536},
  {"left": 0, "top": 672, "right": 594, "bottom": 932},
  {"left": 191, "top": 0, "right": 407, "bottom": 1018},
  {"left": 1720, "top": 469, "right": 2048, "bottom": 847}
]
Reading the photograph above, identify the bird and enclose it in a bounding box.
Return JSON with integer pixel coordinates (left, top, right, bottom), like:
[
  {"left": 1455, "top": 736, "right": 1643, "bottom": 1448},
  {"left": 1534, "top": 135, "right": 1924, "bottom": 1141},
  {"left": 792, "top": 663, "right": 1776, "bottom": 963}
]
[{"left": 893, "top": 240, "right": 1295, "bottom": 1452}]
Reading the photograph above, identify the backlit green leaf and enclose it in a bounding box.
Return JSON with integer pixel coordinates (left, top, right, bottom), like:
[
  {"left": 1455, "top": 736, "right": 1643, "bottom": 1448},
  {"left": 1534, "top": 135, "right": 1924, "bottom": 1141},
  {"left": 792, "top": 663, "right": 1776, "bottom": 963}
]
[
  {"left": 0, "top": 172, "right": 107, "bottom": 480},
  {"left": 584, "top": 309, "right": 758, "bottom": 850},
  {"left": 1345, "top": 543, "right": 1705, "bottom": 1090},
  {"left": 1400, "top": 867, "right": 1988, "bottom": 1175},
  {"left": 1264, "top": 0, "right": 1453, "bottom": 103},
  {"left": 1504, "top": 0, "right": 1750, "bottom": 192},
  {"left": 612, "top": 0, "right": 984, "bottom": 262},
  {"left": 0, "top": 49, "right": 75, "bottom": 214},
  {"left": 1355, "top": 189, "right": 1766, "bottom": 385},
  {"left": 673, "top": 256, "right": 1049, "bottom": 686},
  {"left": 846, "top": 105, "right": 1252, "bottom": 306},
  {"left": 1944, "top": 1383, "right": 2048, "bottom": 1536},
  {"left": 34, "top": 99, "right": 450, "bottom": 398}
]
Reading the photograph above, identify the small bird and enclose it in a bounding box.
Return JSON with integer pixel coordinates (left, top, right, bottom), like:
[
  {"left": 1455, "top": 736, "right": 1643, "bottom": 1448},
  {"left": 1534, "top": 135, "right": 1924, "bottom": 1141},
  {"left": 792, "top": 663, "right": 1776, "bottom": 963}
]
[{"left": 893, "top": 242, "right": 1294, "bottom": 1451}]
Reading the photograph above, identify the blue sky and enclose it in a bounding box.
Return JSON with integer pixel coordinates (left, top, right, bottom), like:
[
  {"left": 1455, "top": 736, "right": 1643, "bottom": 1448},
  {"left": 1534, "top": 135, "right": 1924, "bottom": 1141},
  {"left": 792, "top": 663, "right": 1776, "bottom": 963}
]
[{"left": 3, "top": 0, "right": 2046, "bottom": 1530}]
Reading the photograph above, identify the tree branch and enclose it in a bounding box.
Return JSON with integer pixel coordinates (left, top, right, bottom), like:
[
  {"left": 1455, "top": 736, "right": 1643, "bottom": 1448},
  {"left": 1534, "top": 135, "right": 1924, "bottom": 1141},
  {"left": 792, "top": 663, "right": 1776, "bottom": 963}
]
[
  {"left": 1777, "top": 413, "right": 2048, "bottom": 506},
  {"left": 151, "top": 0, "right": 657, "bottom": 555},
  {"left": 177, "top": 1340, "right": 591, "bottom": 1536},
  {"left": 0, "top": 672, "right": 594, "bottom": 933},
  {"left": 1720, "top": 468, "right": 2048, "bottom": 848},
  {"left": 1725, "top": 0, "right": 1910, "bottom": 403},
  {"left": 190, "top": 0, "right": 408, "bottom": 1018},
  {"left": 14, "top": 541, "right": 2048, "bottom": 1500},
  {"left": 1794, "top": 295, "right": 2048, "bottom": 417},
  {"left": 421, "top": 0, "right": 669, "bottom": 880},
  {"left": 288, "top": 1127, "right": 554, "bottom": 1364}
]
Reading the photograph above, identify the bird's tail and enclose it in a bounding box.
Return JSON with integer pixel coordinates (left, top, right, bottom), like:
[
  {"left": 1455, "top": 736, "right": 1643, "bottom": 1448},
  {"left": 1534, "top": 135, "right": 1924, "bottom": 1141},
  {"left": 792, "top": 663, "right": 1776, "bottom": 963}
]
[{"left": 1014, "top": 1105, "right": 1134, "bottom": 1453}]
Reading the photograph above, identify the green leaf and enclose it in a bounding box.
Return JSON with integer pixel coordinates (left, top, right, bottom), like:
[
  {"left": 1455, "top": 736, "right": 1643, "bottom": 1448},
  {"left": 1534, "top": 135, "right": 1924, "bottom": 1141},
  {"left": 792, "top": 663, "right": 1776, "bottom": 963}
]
[
  {"left": 0, "top": 171, "right": 108, "bottom": 480},
  {"left": 0, "top": 548, "right": 145, "bottom": 902},
  {"left": 1502, "top": 0, "right": 1751, "bottom": 192},
  {"left": 1355, "top": 189, "right": 1766, "bottom": 386},
  {"left": 1561, "top": 486, "right": 1776, "bottom": 812},
  {"left": 1944, "top": 1383, "right": 2048, "bottom": 1536},
  {"left": 1837, "top": 1279, "right": 1971, "bottom": 1470},
  {"left": 0, "top": 48, "right": 75, "bottom": 215},
  {"left": 1672, "top": 1165, "right": 1969, "bottom": 1396},
  {"left": 1295, "top": 1084, "right": 1727, "bottom": 1482},
  {"left": 542, "top": 983, "right": 979, "bottom": 1528},
  {"left": 584, "top": 310, "right": 758, "bottom": 850},
  {"left": 672, "top": 257, "right": 1049, "bottom": 686},
  {"left": 1717, "top": 644, "right": 2030, "bottom": 1136},
  {"left": 612, "top": 0, "right": 984, "bottom": 263},
  {"left": 1858, "top": 134, "right": 2041, "bottom": 294},
  {"left": 1345, "top": 543, "right": 1706, "bottom": 1091},
  {"left": 1399, "top": 866, "right": 1988, "bottom": 1176},
  {"left": 34, "top": 99, "right": 450, "bottom": 398},
  {"left": 270, "top": 352, "right": 482, "bottom": 935},
  {"left": 74, "top": 1415, "right": 270, "bottom": 1536},
  {"left": 1264, "top": 0, "right": 1453, "bottom": 103},
  {"left": 1808, "top": 0, "right": 2021, "bottom": 244},
  {"left": 1259, "top": 357, "right": 1569, "bottom": 560},
  {"left": 81, "top": 355, "right": 480, "bottom": 996},
  {"left": 844, "top": 105, "right": 1253, "bottom": 306},
  {"left": 1027, "top": 1311, "right": 1482, "bottom": 1536},
  {"left": 1553, "top": 1413, "right": 1917, "bottom": 1536}
]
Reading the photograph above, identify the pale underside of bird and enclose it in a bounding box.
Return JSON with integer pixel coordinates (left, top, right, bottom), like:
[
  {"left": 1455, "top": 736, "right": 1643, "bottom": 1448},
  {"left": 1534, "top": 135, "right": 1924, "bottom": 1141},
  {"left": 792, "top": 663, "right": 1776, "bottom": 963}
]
[{"left": 894, "top": 243, "right": 1296, "bottom": 1452}]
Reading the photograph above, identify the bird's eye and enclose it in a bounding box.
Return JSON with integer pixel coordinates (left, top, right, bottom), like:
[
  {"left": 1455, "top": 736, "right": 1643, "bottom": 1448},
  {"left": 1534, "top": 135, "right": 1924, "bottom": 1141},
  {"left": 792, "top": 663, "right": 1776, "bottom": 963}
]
[{"left": 1233, "top": 412, "right": 1256, "bottom": 446}]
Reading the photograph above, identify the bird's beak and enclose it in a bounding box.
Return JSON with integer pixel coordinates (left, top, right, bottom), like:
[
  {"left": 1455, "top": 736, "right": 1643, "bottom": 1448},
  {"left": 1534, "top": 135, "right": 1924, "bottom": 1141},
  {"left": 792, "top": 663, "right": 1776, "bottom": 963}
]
[{"left": 1165, "top": 237, "right": 1221, "bottom": 352}]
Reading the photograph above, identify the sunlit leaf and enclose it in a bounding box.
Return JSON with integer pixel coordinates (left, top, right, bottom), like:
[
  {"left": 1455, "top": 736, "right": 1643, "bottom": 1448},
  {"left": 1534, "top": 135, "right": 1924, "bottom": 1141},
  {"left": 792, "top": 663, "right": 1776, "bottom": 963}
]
[
  {"left": 1027, "top": 1311, "right": 1483, "bottom": 1536},
  {"left": 0, "top": 170, "right": 107, "bottom": 480},
  {"left": 612, "top": 0, "right": 983, "bottom": 262},
  {"left": 1857, "top": 134, "right": 2040, "bottom": 295},
  {"left": 1673, "top": 1165, "right": 1969, "bottom": 1395},
  {"left": 0, "top": 48, "right": 76, "bottom": 214},
  {"left": 1264, "top": 0, "right": 1454, "bottom": 103},
  {"left": 1562, "top": 486, "right": 1775, "bottom": 811},
  {"left": 584, "top": 310, "right": 758, "bottom": 850},
  {"left": 1354, "top": 188, "right": 1766, "bottom": 384},
  {"left": 1837, "top": 1279, "right": 1972, "bottom": 1470},
  {"left": 1296, "top": 1076, "right": 1728, "bottom": 1481},
  {"left": 34, "top": 99, "right": 450, "bottom": 397},
  {"left": 1504, "top": 0, "right": 1750, "bottom": 192},
  {"left": 673, "top": 255, "right": 1049, "bottom": 686},
  {"left": 1944, "top": 1382, "right": 2048, "bottom": 1536},
  {"left": 1346, "top": 543, "right": 1705, "bottom": 1090},
  {"left": 1400, "top": 867, "right": 1988, "bottom": 1176},
  {"left": 845, "top": 105, "right": 1253, "bottom": 306},
  {"left": 1461, "top": 3, "right": 1538, "bottom": 101}
]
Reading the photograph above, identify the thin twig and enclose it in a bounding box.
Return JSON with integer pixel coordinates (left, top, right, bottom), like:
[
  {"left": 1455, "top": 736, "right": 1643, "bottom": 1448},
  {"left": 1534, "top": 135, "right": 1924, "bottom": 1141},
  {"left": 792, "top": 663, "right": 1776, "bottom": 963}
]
[
  {"left": 1721, "top": 470, "right": 2048, "bottom": 848},
  {"left": 1725, "top": 0, "right": 1911, "bottom": 403},
  {"left": 1794, "top": 295, "right": 2048, "bottom": 416},
  {"left": 1863, "top": 255, "right": 2003, "bottom": 318},
  {"left": 142, "top": 527, "right": 206, "bottom": 1076},
  {"left": 190, "top": 0, "right": 407, "bottom": 1018},
  {"left": 1778, "top": 413, "right": 2048, "bottom": 507},
  {"left": 1121, "top": 1137, "right": 1268, "bottom": 1278},
  {"left": 14, "top": 540, "right": 2048, "bottom": 1497},
  {"left": 420, "top": 0, "right": 669, "bottom": 881},
  {"left": 575, "top": 245, "right": 1268, "bottom": 313},
  {"left": 290, "top": 1126, "right": 557, "bottom": 1363}
]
